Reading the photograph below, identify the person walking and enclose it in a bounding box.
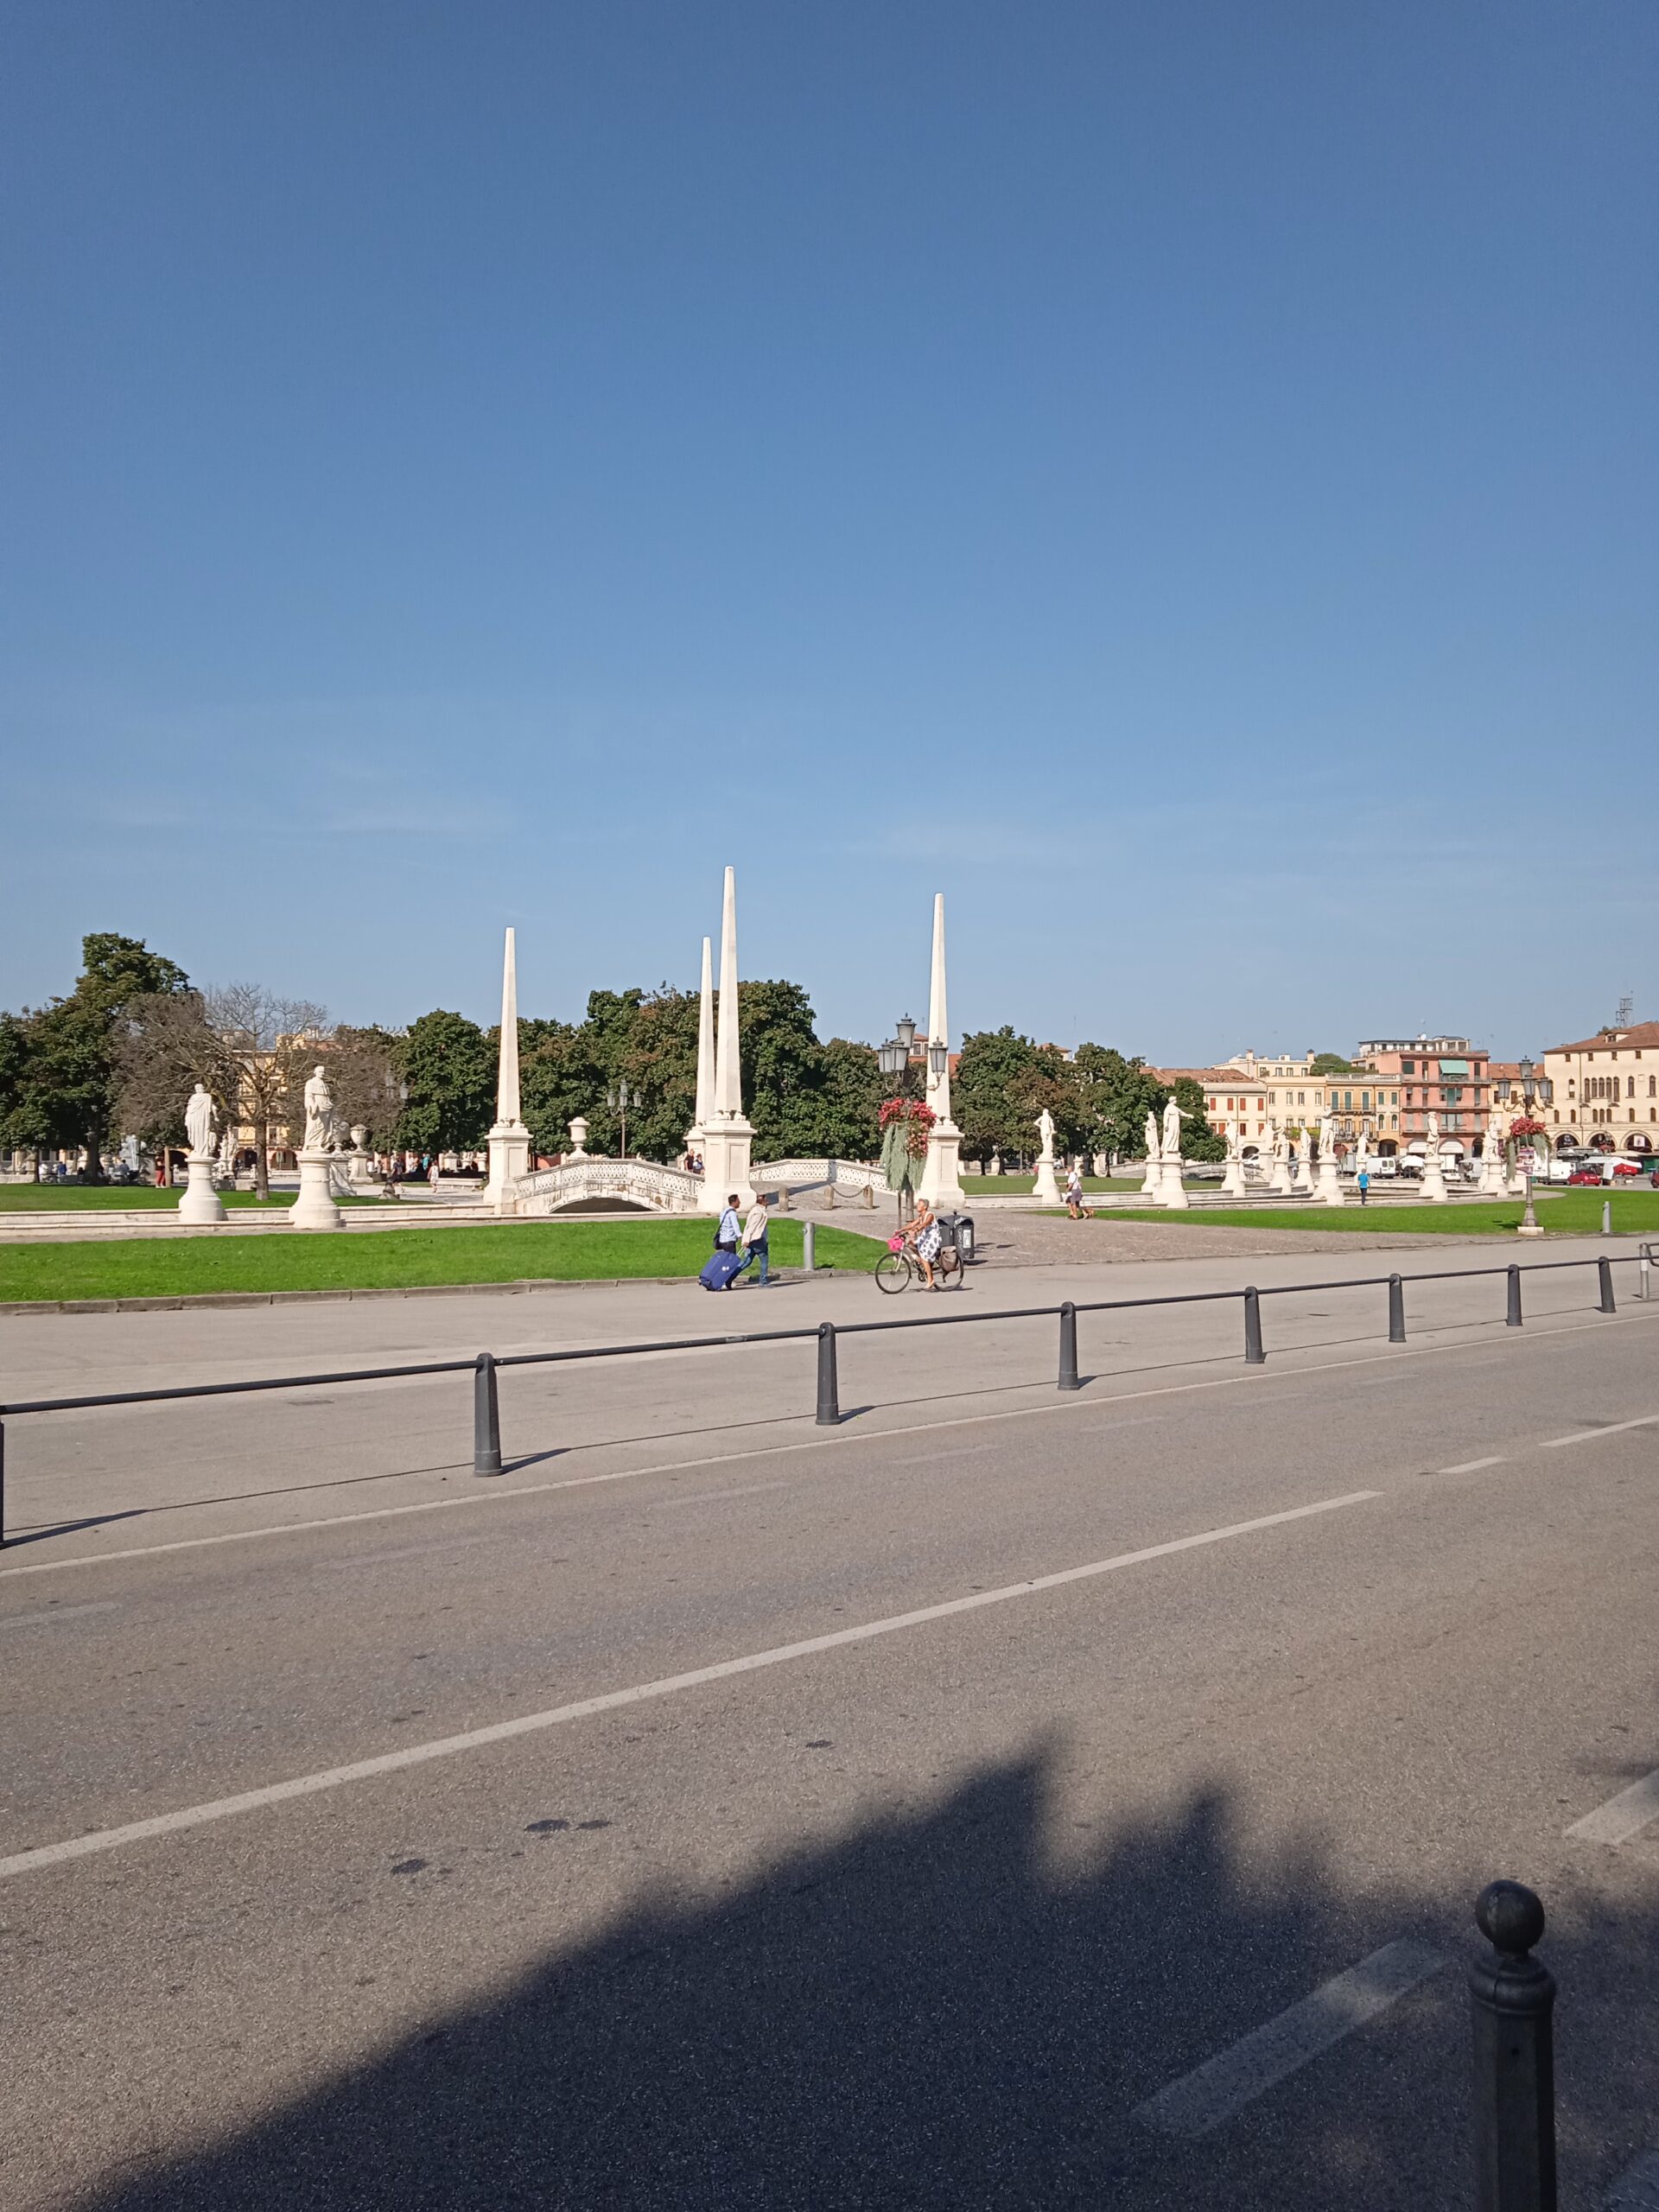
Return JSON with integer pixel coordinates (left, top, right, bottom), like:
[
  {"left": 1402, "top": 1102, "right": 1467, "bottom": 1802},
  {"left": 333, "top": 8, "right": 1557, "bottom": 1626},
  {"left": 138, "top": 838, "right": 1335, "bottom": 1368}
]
[
  {"left": 1065, "top": 1162, "right": 1093, "bottom": 1219},
  {"left": 715, "top": 1194, "right": 742, "bottom": 1254},
  {"left": 1357, "top": 1168, "right": 1370, "bottom": 1206},
  {"left": 742, "top": 1192, "right": 772, "bottom": 1287}
]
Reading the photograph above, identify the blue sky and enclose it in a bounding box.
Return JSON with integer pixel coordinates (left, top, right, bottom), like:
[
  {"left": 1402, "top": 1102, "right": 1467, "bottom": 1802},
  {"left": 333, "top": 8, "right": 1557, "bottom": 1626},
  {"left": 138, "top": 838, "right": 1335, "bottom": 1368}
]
[{"left": 3, "top": 2, "right": 1654, "bottom": 1061}]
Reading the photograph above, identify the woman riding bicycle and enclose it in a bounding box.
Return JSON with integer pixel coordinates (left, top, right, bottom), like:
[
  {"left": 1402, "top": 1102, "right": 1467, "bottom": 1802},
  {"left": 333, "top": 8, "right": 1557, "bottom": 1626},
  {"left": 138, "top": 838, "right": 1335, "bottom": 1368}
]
[{"left": 903, "top": 1192, "right": 944, "bottom": 1291}]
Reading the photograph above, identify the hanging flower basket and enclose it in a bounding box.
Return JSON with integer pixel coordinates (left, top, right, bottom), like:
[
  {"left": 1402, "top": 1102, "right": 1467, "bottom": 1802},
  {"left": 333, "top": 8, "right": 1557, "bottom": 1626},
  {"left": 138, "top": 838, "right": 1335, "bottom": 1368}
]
[
  {"left": 878, "top": 1097, "right": 936, "bottom": 1190},
  {"left": 1506, "top": 1116, "right": 1548, "bottom": 1140}
]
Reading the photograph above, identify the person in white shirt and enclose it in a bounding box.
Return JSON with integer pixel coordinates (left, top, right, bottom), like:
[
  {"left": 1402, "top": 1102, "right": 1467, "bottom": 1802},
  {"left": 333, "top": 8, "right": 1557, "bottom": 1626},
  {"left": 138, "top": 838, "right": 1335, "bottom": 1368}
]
[{"left": 743, "top": 1195, "right": 771, "bottom": 1287}]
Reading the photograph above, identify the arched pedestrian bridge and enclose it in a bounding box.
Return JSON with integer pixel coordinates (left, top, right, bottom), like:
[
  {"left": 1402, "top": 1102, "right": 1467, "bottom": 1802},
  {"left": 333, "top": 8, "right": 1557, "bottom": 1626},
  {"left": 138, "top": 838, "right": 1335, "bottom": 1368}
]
[{"left": 512, "top": 1156, "right": 887, "bottom": 1215}]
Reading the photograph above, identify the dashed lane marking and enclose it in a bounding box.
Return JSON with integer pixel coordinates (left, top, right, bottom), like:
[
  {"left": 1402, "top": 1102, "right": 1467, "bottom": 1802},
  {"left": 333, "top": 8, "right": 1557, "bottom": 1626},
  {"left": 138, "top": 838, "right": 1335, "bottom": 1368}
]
[
  {"left": 1540, "top": 1414, "right": 1659, "bottom": 1450},
  {"left": 1567, "top": 1769, "right": 1659, "bottom": 1847},
  {"left": 1437, "top": 1457, "right": 1506, "bottom": 1475},
  {"left": 1134, "top": 1939, "right": 1449, "bottom": 2138}
]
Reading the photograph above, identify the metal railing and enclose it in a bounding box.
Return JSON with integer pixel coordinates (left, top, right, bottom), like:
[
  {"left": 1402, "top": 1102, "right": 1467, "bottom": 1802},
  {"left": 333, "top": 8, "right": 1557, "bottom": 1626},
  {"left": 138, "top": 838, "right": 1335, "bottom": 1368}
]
[{"left": 0, "top": 1252, "right": 1645, "bottom": 1551}]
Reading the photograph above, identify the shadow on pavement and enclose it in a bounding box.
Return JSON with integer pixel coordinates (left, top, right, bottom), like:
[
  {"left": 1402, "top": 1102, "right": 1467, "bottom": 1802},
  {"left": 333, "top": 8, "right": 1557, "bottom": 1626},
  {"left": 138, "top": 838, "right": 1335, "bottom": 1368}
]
[{"left": 81, "top": 1751, "right": 1654, "bottom": 2211}]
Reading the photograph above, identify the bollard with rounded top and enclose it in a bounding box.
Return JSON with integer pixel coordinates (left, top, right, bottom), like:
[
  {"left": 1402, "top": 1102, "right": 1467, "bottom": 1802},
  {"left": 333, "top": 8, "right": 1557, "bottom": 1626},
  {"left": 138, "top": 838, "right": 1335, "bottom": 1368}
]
[
  {"left": 1469, "top": 1880, "right": 1556, "bottom": 2211},
  {"left": 803, "top": 1222, "right": 816, "bottom": 1274},
  {"left": 1598, "top": 1255, "right": 1616, "bottom": 1314},
  {"left": 1642, "top": 1244, "right": 1653, "bottom": 1303},
  {"left": 1243, "top": 1286, "right": 1266, "bottom": 1365},
  {"left": 1507, "top": 1266, "right": 1522, "bottom": 1328},
  {"left": 0, "top": 1416, "right": 6, "bottom": 1550},
  {"left": 1388, "top": 1274, "right": 1406, "bottom": 1344},
  {"left": 1603, "top": 1198, "right": 1612, "bottom": 1236},
  {"left": 1058, "top": 1301, "right": 1081, "bottom": 1391},
  {"left": 473, "top": 1351, "right": 503, "bottom": 1476},
  {"left": 816, "top": 1321, "right": 840, "bottom": 1426}
]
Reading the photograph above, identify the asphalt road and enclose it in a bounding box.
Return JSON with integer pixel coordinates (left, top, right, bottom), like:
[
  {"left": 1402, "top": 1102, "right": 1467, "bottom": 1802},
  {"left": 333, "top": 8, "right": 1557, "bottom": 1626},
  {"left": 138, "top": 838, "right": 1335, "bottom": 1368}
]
[{"left": 3, "top": 1242, "right": 1658, "bottom": 2209}]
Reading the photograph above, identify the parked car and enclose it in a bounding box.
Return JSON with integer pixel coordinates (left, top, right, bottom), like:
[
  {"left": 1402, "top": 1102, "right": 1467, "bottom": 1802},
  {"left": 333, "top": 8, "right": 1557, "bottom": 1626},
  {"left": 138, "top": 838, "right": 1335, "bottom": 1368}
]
[
  {"left": 1567, "top": 1168, "right": 1603, "bottom": 1186},
  {"left": 1370, "top": 1158, "right": 1399, "bottom": 1179}
]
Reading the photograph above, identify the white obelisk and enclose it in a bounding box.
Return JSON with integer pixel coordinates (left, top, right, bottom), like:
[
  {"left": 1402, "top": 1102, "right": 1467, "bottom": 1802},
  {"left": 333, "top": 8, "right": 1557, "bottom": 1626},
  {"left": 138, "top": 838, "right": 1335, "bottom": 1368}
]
[
  {"left": 483, "top": 927, "right": 531, "bottom": 1212},
  {"left": 685, "top": 935, "right": 715, "bottom": 1165},
  {"left": 700, "top": 867, "right": 754, "bottom": 1208},
  {"left": 918, "top": 892, "right": 964, "bottom": 1208}
]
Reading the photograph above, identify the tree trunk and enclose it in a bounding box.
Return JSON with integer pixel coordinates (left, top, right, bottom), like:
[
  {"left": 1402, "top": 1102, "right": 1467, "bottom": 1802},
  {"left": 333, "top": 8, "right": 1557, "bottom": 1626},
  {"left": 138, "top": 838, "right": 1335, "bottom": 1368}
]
[
  {"left": 86, "top": 1116, "right": 107, "bottom": 1183},
  {"left": 254, "top": 1118, "right": 270, "bottom": 1199}
]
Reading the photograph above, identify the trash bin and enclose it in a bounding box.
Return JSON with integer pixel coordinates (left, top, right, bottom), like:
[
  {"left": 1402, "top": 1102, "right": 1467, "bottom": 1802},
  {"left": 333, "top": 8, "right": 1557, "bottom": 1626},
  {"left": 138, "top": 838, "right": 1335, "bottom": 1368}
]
[{"left": 938, "top": 1211, "right": 976, "bottom": 1264}]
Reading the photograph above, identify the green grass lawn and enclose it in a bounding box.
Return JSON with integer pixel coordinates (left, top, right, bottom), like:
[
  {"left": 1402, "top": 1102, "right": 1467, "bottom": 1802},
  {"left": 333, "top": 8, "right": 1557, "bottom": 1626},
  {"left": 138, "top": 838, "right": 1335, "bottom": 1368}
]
[
  {"left": 1096, "top": 1192, "right": 1659, "bottom": 1236},
  {"left": 0, "top": 1217, "right": 881, "bottom": 1302},
  {"left": 0, "top": 1185, "right": 380, "bottom": 1211}
]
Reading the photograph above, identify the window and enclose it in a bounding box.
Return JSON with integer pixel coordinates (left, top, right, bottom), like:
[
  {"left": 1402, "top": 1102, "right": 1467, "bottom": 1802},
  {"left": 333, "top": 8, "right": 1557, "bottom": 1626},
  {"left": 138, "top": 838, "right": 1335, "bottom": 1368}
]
[
  {"left": 1649, "top": 1077, "right": 1656, "bottom": 1098},
  {"left": 1630, "top": 1077, "right": 1637, "bottom": 1099},
  {"left": 1402, "top": 1059, "right": 1415, "bottom": 1074}
]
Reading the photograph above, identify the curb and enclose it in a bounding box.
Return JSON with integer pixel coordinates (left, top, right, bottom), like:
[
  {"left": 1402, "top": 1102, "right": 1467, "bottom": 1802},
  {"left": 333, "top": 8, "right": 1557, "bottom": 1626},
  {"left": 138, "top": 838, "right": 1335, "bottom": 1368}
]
[{"left": 0, "top": 1269, "right": 853, "bottom": 1317}]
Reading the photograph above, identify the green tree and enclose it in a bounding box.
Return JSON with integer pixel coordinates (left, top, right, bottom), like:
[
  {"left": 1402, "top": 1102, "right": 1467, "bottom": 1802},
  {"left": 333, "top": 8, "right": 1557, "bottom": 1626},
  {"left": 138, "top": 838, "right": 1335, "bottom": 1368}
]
[
  {"left": 810, "top": 1037, "right": 882, "bottom": 1160},
  {"left": 520, "top": 1017, "right": 602, "bottom": 1158},
  {"left": 1308, "top": 1052, "right": 1357, "bottom": 1075},
  {"left": 395, "top": 1010, "right": 494, "bottom": 1155},
  {"left": 953, "top": 1027, "right": 1045, "bottom": 1162},
  {"left": 0, "top": 934, "right": 191, "bottom": 1177},
  {"left": 1072, "top": 1044, "right": 1164, "bottom": 1160}
]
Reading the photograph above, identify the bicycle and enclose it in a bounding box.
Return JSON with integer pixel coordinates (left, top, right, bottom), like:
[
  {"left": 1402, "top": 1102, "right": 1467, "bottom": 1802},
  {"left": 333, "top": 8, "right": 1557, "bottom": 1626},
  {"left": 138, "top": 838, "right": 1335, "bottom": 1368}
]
[{"left": 874, "top": 1230, "right": 963, "bottom": 1294}]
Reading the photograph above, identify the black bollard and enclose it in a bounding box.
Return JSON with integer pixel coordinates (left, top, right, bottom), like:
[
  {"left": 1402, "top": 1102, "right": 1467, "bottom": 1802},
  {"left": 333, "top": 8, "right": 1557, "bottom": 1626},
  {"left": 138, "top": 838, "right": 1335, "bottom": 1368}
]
[
  {"left": 1469, "top": 1880, "right": 1556, "bottom": 2212},
  {"left": 473, "top": 1351, "right": 503, "bottom": 1476},
  {"left": 0, "top": 1415, "right": 6, "bottom": 1551},
  {"left": 1058, "top": 1301, "right": 1081, "bottom": 1391},
  {"left": 816, "top": 1321, "right": 841, "bottom": 1426},
  {"left": 1507, "top": 1265, "right": 1522, "bottom": 1328},
  {"left": 1389, "top": 1273, "right": 1407, "bottom": 1344},
  {"left": 1599, "top": 1256, "right": 1616, "bottom": 1315},
  {"left": 1243, "top": 1286, "right": 1266, "bottom": 1365}
]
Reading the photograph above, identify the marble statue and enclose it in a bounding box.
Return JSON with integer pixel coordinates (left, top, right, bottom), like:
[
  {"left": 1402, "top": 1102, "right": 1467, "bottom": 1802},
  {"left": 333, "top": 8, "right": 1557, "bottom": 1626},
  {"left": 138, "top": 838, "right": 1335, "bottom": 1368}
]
[
  {"left": 1144, "top": 1108, "right": 1160, "bottom": 1162},
  {"left": 1269, "top": 1119, "right": 1287, "bottom": 1164},
  {"left": 1487, "top": 1105, "right": 1507, "bottom": 1154},
  {"left": 184, "top": 1082, "right": 216, "bottom": 1159},
  {"left": 1161, "top": 1097, "right": 1187, "bottom": 1160},
  {"left": 302, "top": 1065, "right": 340, "bottom": 1152},
  {"left": 1426, "top": 1111, "right": 1440, "bottom": 1143},
  {"left": 1035, "top": 1106, "right": 1057, "bottom": 1157}
]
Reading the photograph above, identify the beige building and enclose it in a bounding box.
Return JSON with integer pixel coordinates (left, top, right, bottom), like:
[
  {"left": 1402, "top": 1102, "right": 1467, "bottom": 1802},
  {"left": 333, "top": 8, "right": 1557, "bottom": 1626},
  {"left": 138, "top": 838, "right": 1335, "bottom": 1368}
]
[
  {"left": 1540, "top": 1020, "right": 1659, "bottom": 1158},
  {"left": 1150, "top": 1065, "right": 1269, "bottom": 1153}
]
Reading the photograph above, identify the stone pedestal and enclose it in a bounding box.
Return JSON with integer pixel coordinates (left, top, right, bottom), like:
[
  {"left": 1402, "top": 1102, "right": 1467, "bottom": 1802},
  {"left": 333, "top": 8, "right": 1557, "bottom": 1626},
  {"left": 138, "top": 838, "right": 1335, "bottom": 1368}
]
[
  {"left": 1269, "top": 1158, "right": 1293, "bottom": 1195},
  {"left": 1478, "top": 1151, "right": 1507, "bottom": 1195},
  {"left": 1421, "top": 1157, "right": 1448, "bottom": 1202},
  {"left": 178, "top": 1152, "right": 226, "bottom": 1224},
  {"left": 918, "top": 1120, "right": 964, "bottom": 1209},
  {"left": 1160, "top": 1155, "right": 1190, "bottom": 1209},
  {"left": 483, "top": 1121, "right": 531, "bottom": 1213},
  {"left": 290, "top": 1147, "right": 344, "bottom": 1230},
  {"left": 1092, "top": 1151, "right": 1109, "bottom": 1179},
  {"left": 1032, "top": 1154, "right": 1062, "bottom": 1204},
  {"left": 1318, "top": 1159, "right": 1346, "bottom": 1206},
  {"left": 1140, "top": 1154, "right": 1160, "bottom": 1195},
  {"left": 701, "top": 1116, "right": 755, "bottom": 1210},
  {"left": 1219, "top": 1155, "right": 1245, "bottom": 1198}
]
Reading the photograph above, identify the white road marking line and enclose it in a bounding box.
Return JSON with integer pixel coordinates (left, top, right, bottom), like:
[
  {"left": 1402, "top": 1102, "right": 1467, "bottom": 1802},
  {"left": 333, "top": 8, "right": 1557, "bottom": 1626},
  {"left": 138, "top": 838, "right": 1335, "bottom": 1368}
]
[
  {"left": 5, "top": 1306, "right": 1643, "bottom": 1580},
  {"left": 0, "top": 1600, "right": 117, "bottom": 1630},
  {"left": 1603, "top": 2149, "right": 1659, "bottom": 2209},
  {"left": 647, "top": 1479, "right": 791, "bottom": 1508},
  {"left": 0, "top": 1491, "right": 1376, "bottom": 1882},
  {"left": 1437, "top": 1457, "right": 1507, "bottom": 1475},
  {"left": 1133, "top": 1938, "right": 1448, "bottom": 2138},
  {"left": 1567, "top": 1769, "right": 1659, "bottom": 1847},
  {"left": 1540, "top": 1414, "right": 1658, "bottom": 1450}
]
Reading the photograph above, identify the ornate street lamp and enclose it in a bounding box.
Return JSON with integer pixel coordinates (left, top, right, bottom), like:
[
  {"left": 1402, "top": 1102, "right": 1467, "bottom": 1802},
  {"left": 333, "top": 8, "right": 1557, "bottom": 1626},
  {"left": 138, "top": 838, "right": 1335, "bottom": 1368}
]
[
  {"left": 606, "top": 1077, "right": 636, "bottom": 1160},
  {"left": 896, "top": 1014, "right": 917, "bottom": 1053},
  {"left": 1516, "top": 1056, "right": 1541, "bottom": 1236},
  {"left": 877, "top": 1036, "right": 907, "bottom": 1080},
  {"left": 928, "top": 1039, "right": 948, "bottom": 1080}
]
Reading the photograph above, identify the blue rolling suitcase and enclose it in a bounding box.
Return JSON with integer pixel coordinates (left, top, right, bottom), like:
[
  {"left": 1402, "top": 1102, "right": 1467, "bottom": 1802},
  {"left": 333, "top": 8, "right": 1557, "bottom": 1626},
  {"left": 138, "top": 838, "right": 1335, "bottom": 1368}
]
[{"left": 699, "top": 1247, "right": 747, "bottom": 1291}]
